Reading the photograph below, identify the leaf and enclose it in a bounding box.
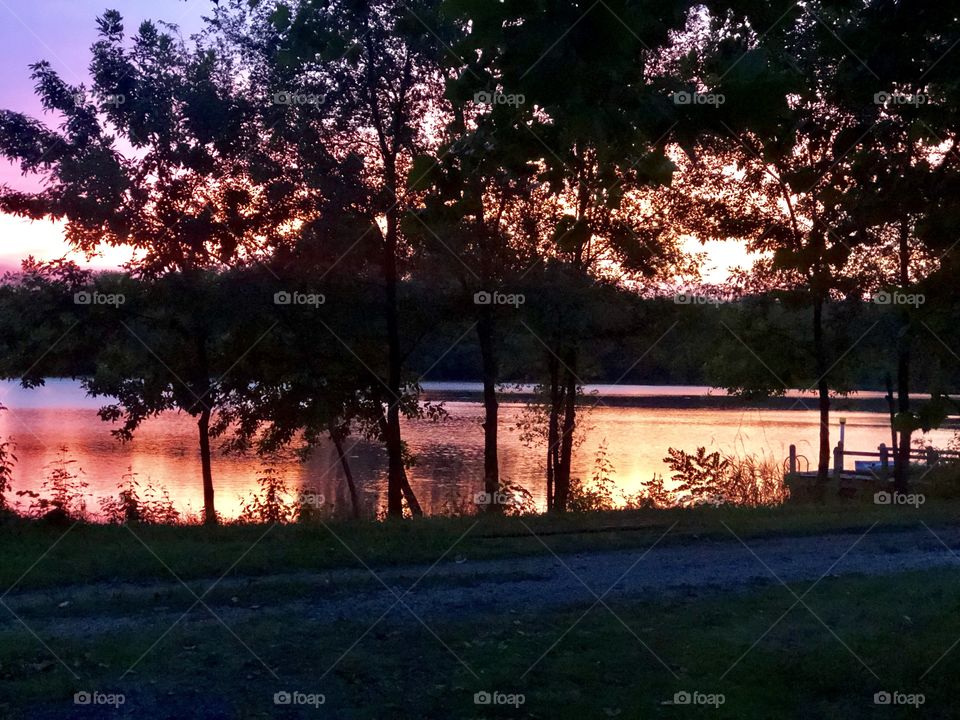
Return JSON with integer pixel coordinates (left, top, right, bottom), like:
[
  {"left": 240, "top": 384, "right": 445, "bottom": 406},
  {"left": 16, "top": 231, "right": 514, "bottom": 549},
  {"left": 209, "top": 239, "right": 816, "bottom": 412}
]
[
  {"left": 407, "top": 155, "right": 441, "bottom": 192},
  {"left": 891, "top": 411, "right": 920, "bottom": 434},
  {"left": 633, "top": 151, "right": 676, "bottom": 187},
  {"left": 268, "top": 3, "right": 291, "bottom": 31},
  {"left": 552, "top": 215, "right": 590, "bottom": 253}
]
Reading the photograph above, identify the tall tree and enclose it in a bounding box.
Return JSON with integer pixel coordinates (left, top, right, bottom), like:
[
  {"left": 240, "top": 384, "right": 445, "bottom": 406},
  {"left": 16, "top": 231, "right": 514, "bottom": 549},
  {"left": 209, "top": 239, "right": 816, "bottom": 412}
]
[
  {"left": 0, "top": 12, "right": 275, "bottom": 523},
  {"left": 444, "top": 0, "right": 700, "bottom": 510},
  {"left": 406, "top": 58, "right": 546, "bottom": 509},
  {"left": 682, "top": 2, "right": 891, "bottom": 486},
  {"left": 829, "top": 0, "right": 960, "bottom": 491},
  {"left": 226, "top": 0, "right": 454, "bottom": 517}
]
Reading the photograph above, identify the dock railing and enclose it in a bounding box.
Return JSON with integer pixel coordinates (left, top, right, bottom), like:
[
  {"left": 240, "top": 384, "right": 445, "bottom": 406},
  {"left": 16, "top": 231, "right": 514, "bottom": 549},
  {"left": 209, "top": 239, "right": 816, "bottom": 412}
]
[{"left": 788, "top": 442, "right": 960, "bottom": 480}]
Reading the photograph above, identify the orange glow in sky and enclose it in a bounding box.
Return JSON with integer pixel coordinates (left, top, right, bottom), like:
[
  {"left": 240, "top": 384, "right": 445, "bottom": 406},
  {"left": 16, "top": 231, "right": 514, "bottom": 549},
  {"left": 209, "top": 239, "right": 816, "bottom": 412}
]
[
  {"left": 0, "top": 214, "right": 136, "bottom": 272},
  {"left": 0, "top": 213, "right": 753, "bottom": 281}
]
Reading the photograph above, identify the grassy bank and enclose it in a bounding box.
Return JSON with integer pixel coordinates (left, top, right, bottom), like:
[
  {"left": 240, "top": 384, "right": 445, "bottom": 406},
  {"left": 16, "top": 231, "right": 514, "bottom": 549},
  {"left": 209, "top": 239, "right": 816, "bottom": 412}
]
[
  {"left": 2, "top": 500, "right": 960, "bottom": 591},
  {"left": 2, "top": 565, "right": 958, "bottom": 718}
]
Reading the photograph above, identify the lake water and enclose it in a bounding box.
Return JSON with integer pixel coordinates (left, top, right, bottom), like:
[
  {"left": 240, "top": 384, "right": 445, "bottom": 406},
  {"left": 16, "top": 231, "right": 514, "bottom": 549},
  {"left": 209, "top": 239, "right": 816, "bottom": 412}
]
[{"left": 0, "top": 380, "right": 954, "bottom": 519}]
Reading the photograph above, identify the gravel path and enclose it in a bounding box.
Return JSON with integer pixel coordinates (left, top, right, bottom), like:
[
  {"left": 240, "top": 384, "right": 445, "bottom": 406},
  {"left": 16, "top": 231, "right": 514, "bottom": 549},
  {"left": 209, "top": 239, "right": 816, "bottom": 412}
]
[
  {"left": 5, "top": 524, "right": 960, "bottom": 636},
  {"left": 320, "top": 523, "right": 960, "bottom": 621}
]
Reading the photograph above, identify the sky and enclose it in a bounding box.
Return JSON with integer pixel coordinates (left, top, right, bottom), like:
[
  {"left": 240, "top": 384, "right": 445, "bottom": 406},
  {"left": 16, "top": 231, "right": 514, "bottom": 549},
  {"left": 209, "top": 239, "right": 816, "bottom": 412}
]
[
  {"left": 0, "top": 0, "right": 207, "bottom": 271},
  {"left": 0, "top": 0, "right": 749, "bottom": 282}
]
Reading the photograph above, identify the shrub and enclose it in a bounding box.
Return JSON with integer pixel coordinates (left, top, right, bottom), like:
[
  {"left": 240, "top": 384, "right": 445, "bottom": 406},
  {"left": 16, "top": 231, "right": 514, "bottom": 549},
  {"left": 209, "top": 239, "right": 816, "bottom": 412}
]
[
  {"left": 294, "top": 486, "right": 327, "bottom": 523},
  {"left": 568, "top": 440, "right": 619, "bottom": 512},
  {"left": 99, "top": 470, "right": 181, "bottom": 525},
  {"left": 99, "top": 477, "right": 142, "bottom": 525},
  {"left": 16, "top": 447, "right": 88, "bottom": 520},
  {"left": 497, "top": 479, "right": 538, "bottom": 516},
  {"left": 624, "top": 475, "right": 673, "bottom": 510},
  {"left": 0, "top": 435, "right": 15, "bottom": 511},
  {"left": 237, "top": 467, "right": 296, "bottom": 524},
  {"left": 664, "top": 447, "right": 786, "bottom": 507}
]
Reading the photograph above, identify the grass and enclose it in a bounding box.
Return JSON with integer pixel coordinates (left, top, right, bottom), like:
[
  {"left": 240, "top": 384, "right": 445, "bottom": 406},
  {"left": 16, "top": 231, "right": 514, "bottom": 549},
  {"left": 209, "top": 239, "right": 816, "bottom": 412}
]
[
  {"left": 2, "top": 501, "right": 960, "bottom": 717},
  {"left": 3, "top": 500, "right": 960, "bottom": 591},
  {"left": 3, "top": 566, "right": 960, "bottom": 718}
]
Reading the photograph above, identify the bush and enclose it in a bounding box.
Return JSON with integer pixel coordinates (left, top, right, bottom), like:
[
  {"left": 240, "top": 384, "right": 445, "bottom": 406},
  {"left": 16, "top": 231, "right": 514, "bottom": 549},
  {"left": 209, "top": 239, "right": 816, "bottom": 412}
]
[
  {"left": 16, "top": 447, "right": 89, "bottom": 520},
  {"left": 497, "top": 479, "right": 538, "bottom": 516},
  {"left": 236, "top": 467, "right": 297, "bottom": 524},
  {"left": 99, "top": 470, "right": 181, "bottom": 525},
  {"left": 624, "top": 475, "right": 673, "bottom": 510},
  {"left": 0, "top": 434, "right": 15, "bottom": 511},
  {"left": 568, "top": 440, "right": 619, "bottom": 512},
  {"left": 663, "top": 447, "right": 787, "bottom": 507}
]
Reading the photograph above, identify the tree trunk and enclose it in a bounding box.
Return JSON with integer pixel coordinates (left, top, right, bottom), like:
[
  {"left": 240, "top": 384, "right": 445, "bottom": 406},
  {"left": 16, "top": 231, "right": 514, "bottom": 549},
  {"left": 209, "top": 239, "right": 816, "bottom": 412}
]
[
  {"left": 817, "top": 378, "right": 831, "bottom": 489},
  {"left": 399, "top": 471, "right": 422, "bottom": 516},
  {"left": 813, "top": 297, "right": 830, "bottom": 488},
  {"left": 554, "top": 349, "right": 579, "bottom": 512},
  {"left": 885, "top": 374, "right": 899, "bottom": 460},
  {"left": 894, "top": 344, "right": 912, "bottom": 494},
  {"left": 384, "top": 401, "right": 405, "bottom": 517},
  {"left": 198, "top": 407, "right": 216, "bottom": 525},
  {"left": 382, "top": 188, "right": 420, "bottom": 517},
  {"left": 377, "top": 407, "right": 423, "bottom": 517},
  {"left": 546, "top": 355, "right": 562, "bottom": 511},
  {"left": 477, "top": 305, "right": 500, "bottom": 511},
  {"left": 329, "top": 427, "right": 361, "bottom": 519},
  {"left": 894, "top": 219, "right": 912, "bottom": 494}
]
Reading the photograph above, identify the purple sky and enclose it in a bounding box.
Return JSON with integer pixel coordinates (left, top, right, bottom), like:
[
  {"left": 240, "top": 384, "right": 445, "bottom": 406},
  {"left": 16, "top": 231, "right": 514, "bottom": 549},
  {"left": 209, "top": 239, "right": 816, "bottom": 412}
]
[{"left": 0, "top": 0, "right": 210, "bottom": 270}]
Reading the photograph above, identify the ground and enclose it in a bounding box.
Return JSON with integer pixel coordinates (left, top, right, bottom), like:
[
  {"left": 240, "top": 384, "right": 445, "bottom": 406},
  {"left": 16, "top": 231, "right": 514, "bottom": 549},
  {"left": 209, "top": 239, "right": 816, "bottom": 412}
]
[{"left": 3, "top": 504, "right": 960, "bottom": 718}]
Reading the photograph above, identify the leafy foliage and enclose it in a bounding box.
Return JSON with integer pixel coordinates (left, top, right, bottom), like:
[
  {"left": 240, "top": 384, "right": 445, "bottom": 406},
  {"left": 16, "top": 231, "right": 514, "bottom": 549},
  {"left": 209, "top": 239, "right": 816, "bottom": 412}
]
[
  {"left": 568, "top": 441, "right": 619, "bottom": 513},
  {"left": 0, "top": 405, "right": 14, "bottom": 512},
  {"left": 664, "top": 447, "right": 786, "bottom": 507},
  {"left": 16, "top": 447, "right": 88, "bottom": 521},
  {"left": 236, "top": 467, "right": 297, "bottom": 525},
  {"left": 99, "top": 470, "right": 181, "bottom": 525}
]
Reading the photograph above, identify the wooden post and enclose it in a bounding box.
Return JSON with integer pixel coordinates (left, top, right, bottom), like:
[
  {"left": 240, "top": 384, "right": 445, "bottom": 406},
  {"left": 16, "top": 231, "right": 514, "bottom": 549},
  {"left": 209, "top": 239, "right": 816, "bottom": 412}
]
[
  {"left": 833, "top": 442, "right": 844, "bottom": 479},
  {"left": 927, "top": 446, "right": 939, "bottom": 466},
  {"left": 879, "top": 443, "right": 889, "bottom": 480},
  {"left": 789, "top": 444, "right": 797, "bottom": 475}
]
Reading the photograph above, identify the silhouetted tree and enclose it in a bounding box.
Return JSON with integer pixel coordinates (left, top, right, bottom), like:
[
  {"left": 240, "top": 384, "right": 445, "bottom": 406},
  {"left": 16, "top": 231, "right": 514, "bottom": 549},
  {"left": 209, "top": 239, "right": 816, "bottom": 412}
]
[{"left": 0, "top": 12, "right": 277, "bottom": 523}]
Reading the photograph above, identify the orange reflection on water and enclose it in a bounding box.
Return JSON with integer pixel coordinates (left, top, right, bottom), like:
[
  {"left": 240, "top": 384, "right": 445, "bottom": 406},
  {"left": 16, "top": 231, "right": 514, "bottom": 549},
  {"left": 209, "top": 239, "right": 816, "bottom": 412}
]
[{"left": 1, "top": 384, "right": 953, "bottom": 520}]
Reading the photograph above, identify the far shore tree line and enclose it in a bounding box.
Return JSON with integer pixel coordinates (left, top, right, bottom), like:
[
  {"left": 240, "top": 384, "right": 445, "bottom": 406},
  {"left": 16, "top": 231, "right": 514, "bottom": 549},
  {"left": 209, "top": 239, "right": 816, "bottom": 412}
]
[{"left": 0, "top": 0, "right": 958, "bottom": 521}]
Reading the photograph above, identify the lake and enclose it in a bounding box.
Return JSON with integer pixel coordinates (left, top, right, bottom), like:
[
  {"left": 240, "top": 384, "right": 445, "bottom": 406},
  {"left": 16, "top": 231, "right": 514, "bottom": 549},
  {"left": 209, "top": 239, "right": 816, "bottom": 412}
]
[{"left": 0, "top": 380, "right": 954, "bottom": 519}]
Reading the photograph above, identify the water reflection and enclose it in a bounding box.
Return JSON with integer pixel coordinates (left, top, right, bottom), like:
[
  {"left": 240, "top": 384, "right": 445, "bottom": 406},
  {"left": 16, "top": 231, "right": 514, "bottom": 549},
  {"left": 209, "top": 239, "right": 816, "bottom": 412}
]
[{"left": 0, "top": 381, "right": 953, "bottom": 519}]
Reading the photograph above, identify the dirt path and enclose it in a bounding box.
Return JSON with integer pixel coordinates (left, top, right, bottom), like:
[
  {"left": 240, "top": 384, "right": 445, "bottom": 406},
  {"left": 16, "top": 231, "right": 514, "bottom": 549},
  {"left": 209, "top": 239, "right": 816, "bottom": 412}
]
[
  {"left": 313, "top": 522, "right": 960, "bottom": 621},
  {"left": 5, "top": 523, "right": 960, "bottom": 636}
]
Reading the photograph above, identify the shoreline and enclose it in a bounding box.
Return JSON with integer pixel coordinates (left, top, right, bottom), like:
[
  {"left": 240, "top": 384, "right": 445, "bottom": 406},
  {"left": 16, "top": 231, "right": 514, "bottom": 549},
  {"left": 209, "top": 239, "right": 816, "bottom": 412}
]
[{"left": 422, "top": 384, "right": 960, "bottom": 417}]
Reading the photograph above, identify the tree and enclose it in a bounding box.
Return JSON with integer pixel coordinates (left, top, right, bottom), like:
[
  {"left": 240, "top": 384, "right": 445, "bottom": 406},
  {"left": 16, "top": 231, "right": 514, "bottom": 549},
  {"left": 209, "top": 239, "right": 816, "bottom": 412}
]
[
  {"left": 219, "top": 0, "right": 456, "bottom": 517},
  {"left": 208, "top": 265, "right": 444, "bottom": 520},
  {"left": 676, "top": 2, "right": 898, "bottom": 485},
  {"left": 406, "top": 48, "right": 547, "bottom": 509},
  {"left": 443, "top": 0, "right": 701, "bottom": 510},
  {"left": 0, "top": 12, "right": 277, "bottom": 523},
  {"left": 827, "top": 0, "right": 960, "bottom": 491}
]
